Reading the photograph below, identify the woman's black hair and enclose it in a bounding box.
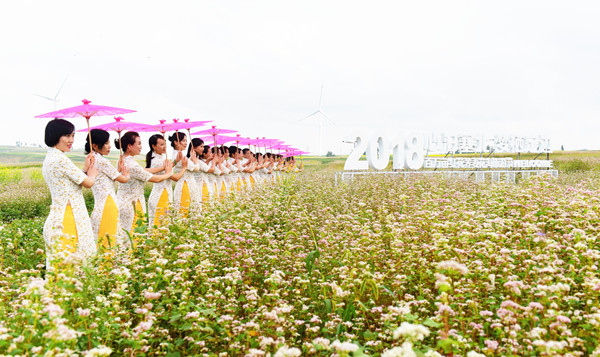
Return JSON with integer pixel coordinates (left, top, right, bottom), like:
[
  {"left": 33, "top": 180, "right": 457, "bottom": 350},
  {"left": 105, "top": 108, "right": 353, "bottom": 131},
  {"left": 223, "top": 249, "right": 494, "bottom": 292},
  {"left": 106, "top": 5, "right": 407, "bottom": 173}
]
[
  {"left": 84, "top": 129, "right": 110, "bottom": 154},
  {"left": 44, "top": 118, "right": 75, "bottom": 147},
  {"left": 186, "top": 138, "right": 204, "bottom": 158},
  {"left": 201, "top": 145, "right": 210, "bottom": 159},
  {"left": 146, "top": 134, "right": 165, "bottom": 168},
  {"left": 228, "top": 146, "right": 238, "bottom": 156},
  {"left": 115, "top": 131, "right": 140, "bottom": 153},
  {"left": 168, "top": 132, "right": 186, "bottom": 149},
  {"left": 242, "top": 148, "right": 250, "bottom": 155}
]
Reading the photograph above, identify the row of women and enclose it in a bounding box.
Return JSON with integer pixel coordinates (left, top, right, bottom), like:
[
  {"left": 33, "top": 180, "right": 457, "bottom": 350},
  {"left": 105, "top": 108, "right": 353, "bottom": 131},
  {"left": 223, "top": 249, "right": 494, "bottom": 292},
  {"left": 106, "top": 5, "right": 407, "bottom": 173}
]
[{"left": 42, "top": 119, "right": 303, "bottom": 270}]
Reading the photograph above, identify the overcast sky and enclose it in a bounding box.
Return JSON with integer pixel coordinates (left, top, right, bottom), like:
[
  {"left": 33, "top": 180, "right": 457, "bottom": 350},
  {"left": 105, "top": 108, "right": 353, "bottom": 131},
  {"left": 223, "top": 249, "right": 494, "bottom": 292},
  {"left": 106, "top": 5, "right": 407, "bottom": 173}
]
[{"left": 1, "top": 0, "right": 599, "bottom": 154}]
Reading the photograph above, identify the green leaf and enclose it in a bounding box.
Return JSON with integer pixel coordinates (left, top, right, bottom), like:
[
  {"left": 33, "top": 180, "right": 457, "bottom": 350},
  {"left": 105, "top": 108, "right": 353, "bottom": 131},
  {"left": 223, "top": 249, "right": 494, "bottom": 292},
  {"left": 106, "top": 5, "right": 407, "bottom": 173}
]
[
  {"left": 404, "top": 313, "right": 418, "bottom": 322},
  {"left": 422, "top": 318, "right": 442, "bottom": 328},
  {"left": 436, "top": 338, "right": 459, "bottom": 353}
]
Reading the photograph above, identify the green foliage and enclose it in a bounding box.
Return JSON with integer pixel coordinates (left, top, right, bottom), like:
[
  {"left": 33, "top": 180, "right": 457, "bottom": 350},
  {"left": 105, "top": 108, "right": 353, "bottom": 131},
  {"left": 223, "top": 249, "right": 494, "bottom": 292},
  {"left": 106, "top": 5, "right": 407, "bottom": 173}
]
[{"left": 2, "top": 158, "right": 600, "bottom": 355}]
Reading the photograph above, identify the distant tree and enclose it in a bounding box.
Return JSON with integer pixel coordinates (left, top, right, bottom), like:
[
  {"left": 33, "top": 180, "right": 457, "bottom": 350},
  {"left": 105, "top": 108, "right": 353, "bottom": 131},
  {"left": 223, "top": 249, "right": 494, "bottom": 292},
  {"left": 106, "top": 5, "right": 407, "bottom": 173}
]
[
  {"left": 325, "top": 151, "right": 334, "bottom": 157},
  {"left": 561, "top": 145, "right": 564, "bottom": 151},
  {"left": 15, "top": 141, "right": 20, "bottom": 147}
]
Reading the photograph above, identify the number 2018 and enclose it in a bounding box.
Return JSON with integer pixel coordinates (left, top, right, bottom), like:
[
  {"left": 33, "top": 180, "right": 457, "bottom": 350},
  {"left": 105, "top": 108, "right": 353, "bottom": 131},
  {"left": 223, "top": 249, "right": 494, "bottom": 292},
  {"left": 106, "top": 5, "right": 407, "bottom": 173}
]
[{"left": 344, "top": 134, "right": 425, "bottom": 171}]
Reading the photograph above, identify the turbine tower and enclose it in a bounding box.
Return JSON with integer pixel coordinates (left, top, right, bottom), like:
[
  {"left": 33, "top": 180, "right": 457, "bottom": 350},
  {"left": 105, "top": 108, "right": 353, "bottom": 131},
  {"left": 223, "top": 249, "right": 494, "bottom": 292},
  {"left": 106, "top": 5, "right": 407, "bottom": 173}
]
[
  {"left": 298, "top": 82, "right": 335, "bottom": 156},
  {"left": 33, "top": 76, "right": 69, "bottom": 110}
]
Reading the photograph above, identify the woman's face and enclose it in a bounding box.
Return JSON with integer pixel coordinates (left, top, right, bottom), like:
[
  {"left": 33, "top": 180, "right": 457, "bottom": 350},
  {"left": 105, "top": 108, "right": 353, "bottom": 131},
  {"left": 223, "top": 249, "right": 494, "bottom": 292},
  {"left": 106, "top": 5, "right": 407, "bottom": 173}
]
[
  {"left": 97, "top": 141, "right": 111, "bottom": 156},
  {"left": 153, "top": 138, "right": 166, "bottom": 155},
  {"left": 128, "top": 137, "right": 142, "bottom": 156},
  {"left": 204, "top": 150, "right": 213, "bottom": 160},
  {"left": 175, "top": 137, "right": 187, "bottom": 151},
  {"left": 55, "top": 132, "right": 75, "bottom": 152},
  {"left": 194, "top": 143, "right": 205, "bottom": 155}
]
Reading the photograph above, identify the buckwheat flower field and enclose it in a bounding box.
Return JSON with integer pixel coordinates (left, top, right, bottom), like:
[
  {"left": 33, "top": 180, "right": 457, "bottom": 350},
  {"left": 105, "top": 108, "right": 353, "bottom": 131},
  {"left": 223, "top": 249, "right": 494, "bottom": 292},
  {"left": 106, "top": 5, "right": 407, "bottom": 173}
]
[{"left": 1, "top": 172, "right": 600, "bottom": 356}]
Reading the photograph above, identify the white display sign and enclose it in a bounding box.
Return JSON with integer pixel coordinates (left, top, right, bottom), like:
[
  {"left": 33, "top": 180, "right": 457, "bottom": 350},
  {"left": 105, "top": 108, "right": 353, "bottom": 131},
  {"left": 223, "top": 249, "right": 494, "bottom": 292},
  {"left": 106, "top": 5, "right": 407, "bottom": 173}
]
[
  {"left": 344, "top": 132, "right": 552, "bottom": 171},
  {"left": 423, "top": 158, "right": 553, "bottom": 169}
]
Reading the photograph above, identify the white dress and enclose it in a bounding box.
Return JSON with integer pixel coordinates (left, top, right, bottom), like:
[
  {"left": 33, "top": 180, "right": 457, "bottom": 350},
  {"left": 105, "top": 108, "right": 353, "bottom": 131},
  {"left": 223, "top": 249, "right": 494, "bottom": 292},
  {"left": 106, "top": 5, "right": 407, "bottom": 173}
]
[
  {"left": 216, "top": 165, "right": 230, "bottom": 198},
  {"left": 193, "top": 160, "right": 213, "bottom": 203},
  {"left": 117, "top": 155, "right": 153, "bottom": 234},
  {"left": 147, "top": 153, "right": 173, "bottom": 227},
  {"left": 42, "top": 147, "right": 95, "bottom": 269},
  {"left": 172, "top": 150, "right": 201, "bottom": 212},
  {"left": 90, "top": 152, "right": 122, "bottom": 242},
  {"left": 207, "top": 166, "right": 221, "bottom": 200},
  {"left": 240, "top": 158, "right": 251, "bottom": 186}
]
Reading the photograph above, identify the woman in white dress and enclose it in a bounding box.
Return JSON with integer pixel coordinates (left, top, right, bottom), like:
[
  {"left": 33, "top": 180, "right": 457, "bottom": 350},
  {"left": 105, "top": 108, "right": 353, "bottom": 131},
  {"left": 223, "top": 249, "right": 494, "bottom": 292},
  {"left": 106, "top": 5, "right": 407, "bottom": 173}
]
[
  {"left": 116, "top": 131, "right": 174, "bottom": 239},
  {"left": 214, "top": 147, "right": 230, "bottom": 199},
  {"left": 228, "top": 146, "right": 244, "bottom": 192},
  {"left": 85, "top": 129, "right": 130, "bottom": 254},
  {"left": 169, "top": 132, "right": 201, "bottom": 216},
  {"left": 145, "top": 134, "right": 188, "bottom": 228},
  {"left": 224, "top": 146, "right": 241, "bottom": 191},
  {"left": 188, "top": 139, "right": 214, "bottom": 204},
  {"left": 42, "top": 119, "right": 98, "bottom": 270},
  {"left": 240, "top": 148, "right": 256, "bottom": 188}
]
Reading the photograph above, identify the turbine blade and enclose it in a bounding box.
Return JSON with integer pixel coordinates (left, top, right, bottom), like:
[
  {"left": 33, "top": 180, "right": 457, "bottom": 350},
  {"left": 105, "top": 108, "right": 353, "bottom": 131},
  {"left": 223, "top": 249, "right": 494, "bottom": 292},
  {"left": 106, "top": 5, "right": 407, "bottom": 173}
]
[
  {"left": 54, "top": 75, "right": 69, "bottom": 100},
  {"left": 33, "top": 94, "right": 56, "bottom": 102},
  {"left": 297, "top": 111, "right": 320, "bottom": 122},
  {"left": 319, "top": 111, "right": 336, "bottom": 126}
]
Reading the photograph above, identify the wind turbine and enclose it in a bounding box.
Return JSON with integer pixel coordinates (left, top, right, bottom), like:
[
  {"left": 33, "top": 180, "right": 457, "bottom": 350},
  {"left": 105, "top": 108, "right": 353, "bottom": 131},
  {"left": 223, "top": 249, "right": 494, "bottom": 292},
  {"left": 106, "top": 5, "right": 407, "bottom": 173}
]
[
  {"left": 298, "top": 82, "right": 336, "bottom": 156},
  {"left": 33, "top": 76, "right": 68, "bottom": 110}
]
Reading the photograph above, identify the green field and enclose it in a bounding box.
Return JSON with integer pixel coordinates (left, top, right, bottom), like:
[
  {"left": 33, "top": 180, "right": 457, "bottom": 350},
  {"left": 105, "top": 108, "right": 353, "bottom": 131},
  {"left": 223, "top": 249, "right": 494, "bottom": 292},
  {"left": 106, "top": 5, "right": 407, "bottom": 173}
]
[{"left": 2, "top": 147, "right": 600, "bottom": 355}]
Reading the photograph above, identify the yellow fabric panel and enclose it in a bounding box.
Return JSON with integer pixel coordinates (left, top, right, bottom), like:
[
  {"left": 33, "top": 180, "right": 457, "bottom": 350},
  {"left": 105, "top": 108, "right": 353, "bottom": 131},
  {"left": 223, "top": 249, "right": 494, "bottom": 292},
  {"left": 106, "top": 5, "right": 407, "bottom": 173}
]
[
  {"left": 154, "top": 188, "right": 169, "bottom": 227},
  {"left": 98, "top": 195, "right": 118, "bottom": 252},
  {"left": 60, "top": 203, "right": 78, "bottom": 254},
  {"left": 132, "top": 199, "right": 145, "bottom": 232},
  {"left": 220, "top": 182, "right": 227, "bottom": 199},
  {"left": 237, "top": 178, "right": 242, "bottom": 191},
  {"left": 180, "top": 180, "right": 190, "bottom": 216},
  {"left": 250, "top": 175, "right": 256, "bottom": 187},
  {"left": 202, "top": 183, "right": 210, "bottom": 204}
]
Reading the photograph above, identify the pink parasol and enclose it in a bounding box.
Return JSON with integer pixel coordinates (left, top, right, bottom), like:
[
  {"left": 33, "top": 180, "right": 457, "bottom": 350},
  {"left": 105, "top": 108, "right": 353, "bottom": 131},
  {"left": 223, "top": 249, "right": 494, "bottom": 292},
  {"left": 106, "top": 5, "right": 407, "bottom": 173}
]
[
  {"left": 78, "top": 116, "right": 150, "bottom": 155},
  {"left": 171, "top": 118, "right": 212, "bottom": 132},
  {"left": 137, "top": 119, "right": 180, "bottom": 135},
  {"left": 35, "top": 99, "right": 136, "bottom": 149},
  {"left": 197, "top": 135, "right": 238, "bottom": 146},
  {"left": 192, "top": 125, "right": 238, "bottom": 147}
]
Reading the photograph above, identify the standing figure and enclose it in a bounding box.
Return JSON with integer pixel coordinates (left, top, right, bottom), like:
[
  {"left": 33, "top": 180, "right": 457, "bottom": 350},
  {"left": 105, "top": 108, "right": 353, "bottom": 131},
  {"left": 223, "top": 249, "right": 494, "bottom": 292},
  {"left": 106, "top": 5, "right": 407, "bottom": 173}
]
[
  {"left": 227, "top": 146, "right": 242, "bottom": 191},
  {"left": 116, "top": 131, "right": 174, "bottom": 239},
  {"left": 215, "top": 147, "right": 230, "bottom": 199},
  {"left": 169, "top": 132, "right": 201, "bottom": 216},
  {"left": 42, "top": 119, "right": 98, "bottom": 270},
  {"left": 189, "top": 139, "right": 213, "bottom": 204},
  {"left": 85, "top": 129, "right": 130, "bottom": 254},
  {"left": 146, "top": 134, "right": 187, "bottom": 228}
]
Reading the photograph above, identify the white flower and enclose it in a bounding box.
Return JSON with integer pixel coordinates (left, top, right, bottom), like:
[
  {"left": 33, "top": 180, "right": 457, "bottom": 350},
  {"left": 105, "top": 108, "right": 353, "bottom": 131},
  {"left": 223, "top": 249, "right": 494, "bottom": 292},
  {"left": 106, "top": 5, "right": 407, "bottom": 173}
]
[
  {"left": 273, "top": 345, "right": 301, "bottom": 357},
  {"left": 77, "top": 308, "right": 91, "bottom": 317},
  {"left": 43, "top": 303, "right": 65, "bottom": 318},
  {"left": 26, "top": 278, "right": 46, "bottom": 294},
  {"left": 266, "top": 270, "right": 286, "bottom": 284},
  {"left": 437, "top": 260, "right": 469, "bottom": 275},
  {"left": 42, "top": 323, "right": 81, "bottom": 341},
  {"left": 331, "top": 340, "right": 359, "bottom": 353},
  {"left": 423, "top": 350, "right": 443, "bottom": 357},
  {"left": 143, "top": 291, "right": 161, "bottom": 300},
  {"left": 185, "top": 311, "right": 200, "bottom": 319},
  {"left": 392, "top": 322, "right": 430, "bottom": 342},
  {"left": 382, "top": 342, "right": 416, "bottom": 357},
  {"left": 244, "top": 349, "right": 266, "bottom": 357},
  {"left": 466, "top": 351, "right": 486, "bottom": 357},
  {"left": 84, "top": 345, "right": 113, "bottom": 357}
]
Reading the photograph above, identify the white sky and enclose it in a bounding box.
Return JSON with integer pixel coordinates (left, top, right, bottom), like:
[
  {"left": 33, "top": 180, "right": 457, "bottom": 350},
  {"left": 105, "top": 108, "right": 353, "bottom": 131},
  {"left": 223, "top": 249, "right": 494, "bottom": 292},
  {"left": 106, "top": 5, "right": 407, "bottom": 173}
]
[{"left": 1, "top": 0, "right": 599, "bottom": 154}]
